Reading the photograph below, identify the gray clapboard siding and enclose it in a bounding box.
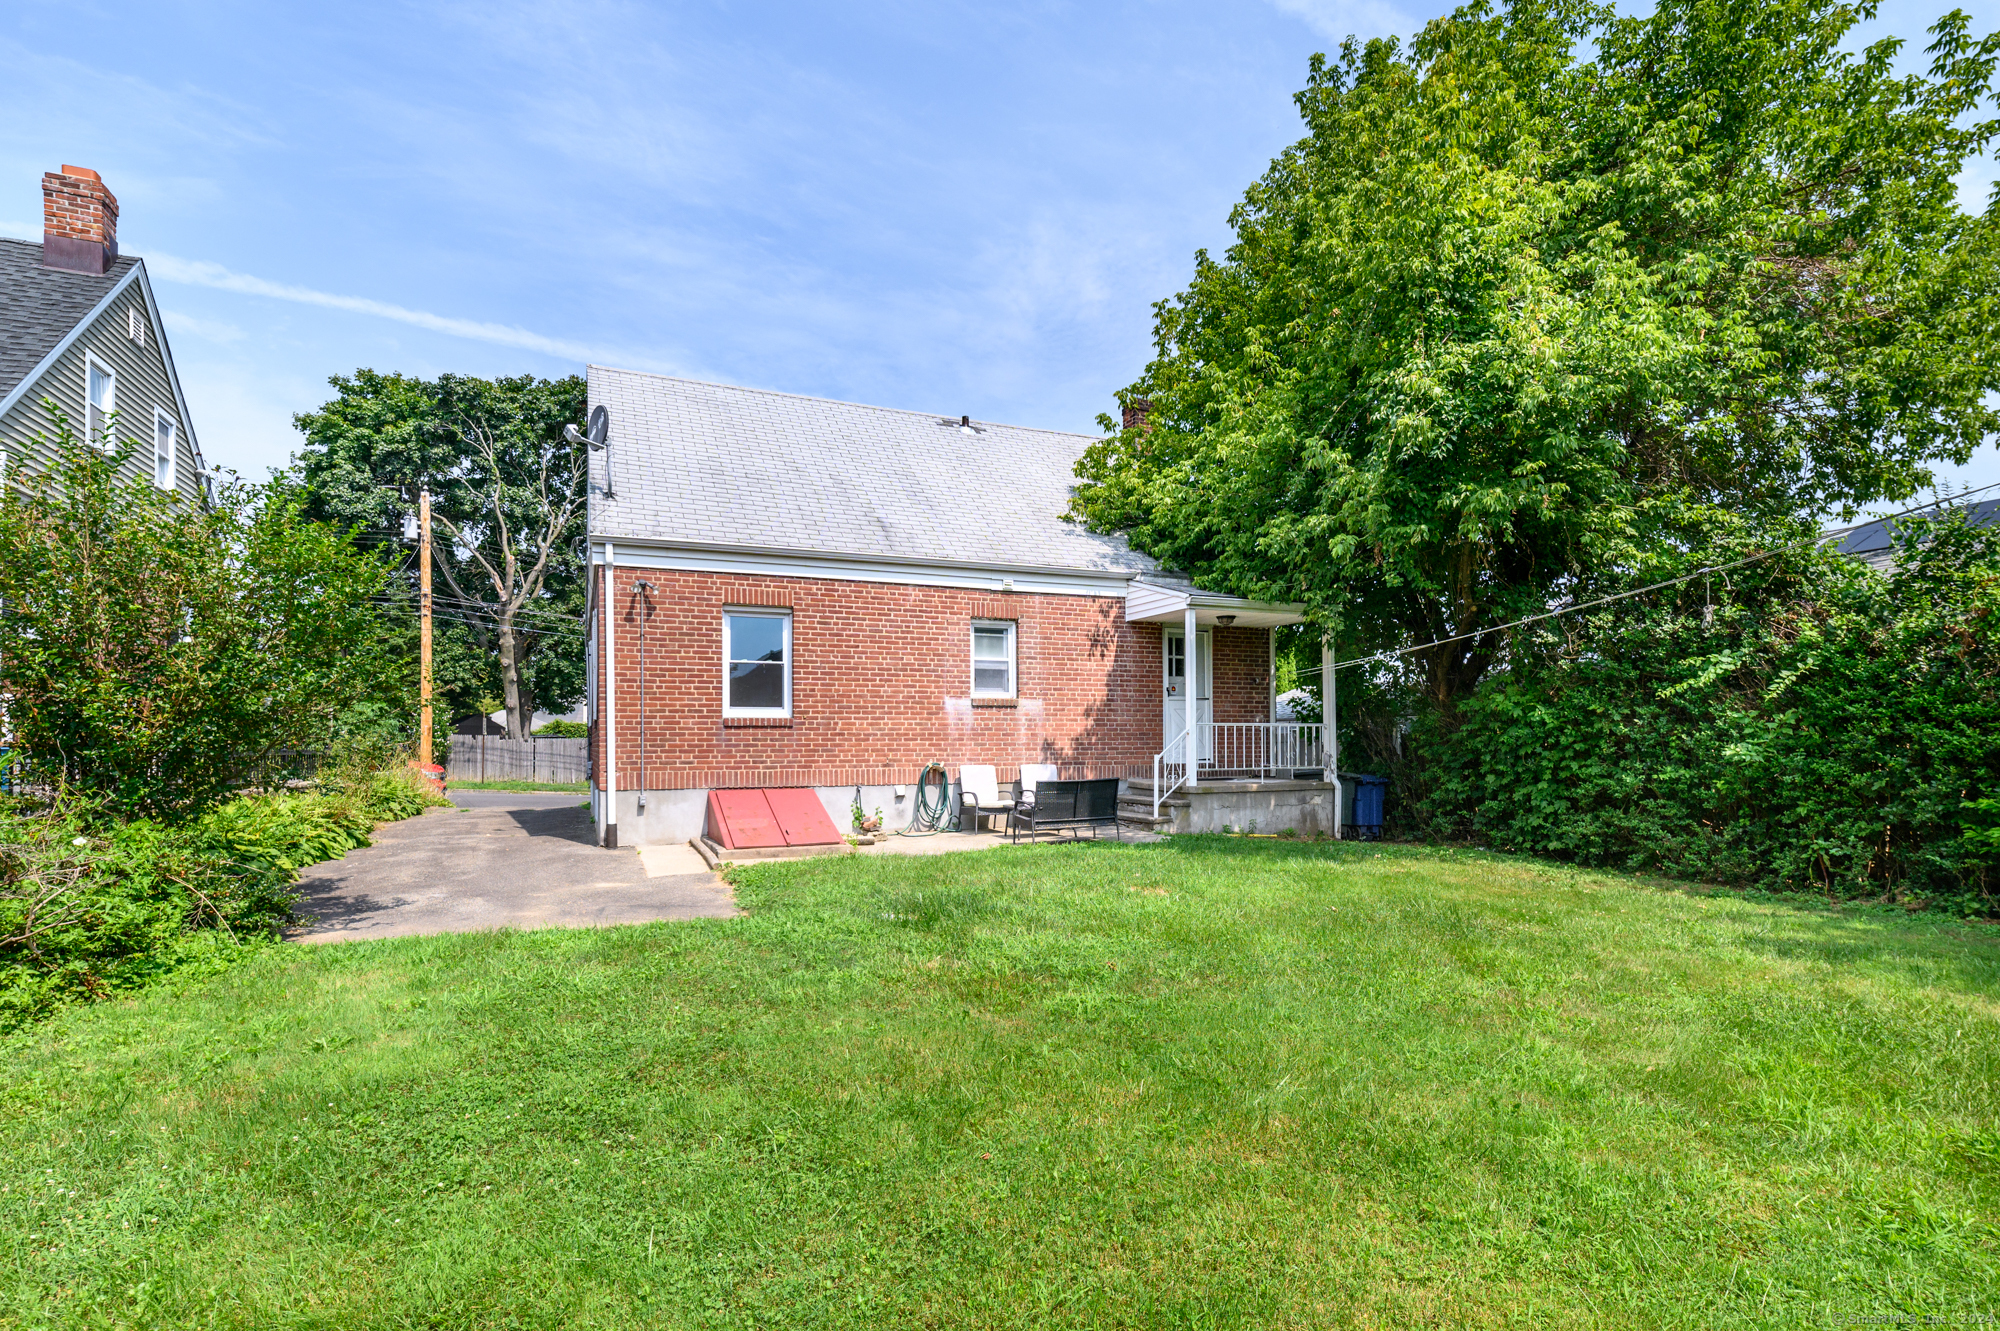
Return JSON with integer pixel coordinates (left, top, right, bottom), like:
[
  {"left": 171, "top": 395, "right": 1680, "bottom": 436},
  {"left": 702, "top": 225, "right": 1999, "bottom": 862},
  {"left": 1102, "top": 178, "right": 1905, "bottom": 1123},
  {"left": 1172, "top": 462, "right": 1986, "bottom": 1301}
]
[{"left": 0, "top": 260, "right": 202, "bottom": 503}]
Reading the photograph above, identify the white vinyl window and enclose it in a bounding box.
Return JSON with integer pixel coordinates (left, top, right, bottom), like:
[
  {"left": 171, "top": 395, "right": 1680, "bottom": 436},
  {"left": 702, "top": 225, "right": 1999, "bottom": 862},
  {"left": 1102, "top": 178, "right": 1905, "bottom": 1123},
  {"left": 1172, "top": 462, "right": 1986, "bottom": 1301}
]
[
  {"left": 152, "top": 408, "right": 177, "bottom": 489},
  {"left": 723, "top": 610, "right": 791, "bottom": 716},
  {"left": 971, "top": 620, "right": 1016, "bottom": 697},
  {"left": 85, "top": 354, "right": 115, "bottom": 448}
]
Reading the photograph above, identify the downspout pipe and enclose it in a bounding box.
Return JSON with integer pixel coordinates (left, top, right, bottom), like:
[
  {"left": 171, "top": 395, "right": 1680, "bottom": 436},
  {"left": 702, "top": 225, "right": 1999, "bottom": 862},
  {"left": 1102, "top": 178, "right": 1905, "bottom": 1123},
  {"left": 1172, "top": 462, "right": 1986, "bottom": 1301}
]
[{"left": 602, "top": 541, "right": 618, "bottom": 848}]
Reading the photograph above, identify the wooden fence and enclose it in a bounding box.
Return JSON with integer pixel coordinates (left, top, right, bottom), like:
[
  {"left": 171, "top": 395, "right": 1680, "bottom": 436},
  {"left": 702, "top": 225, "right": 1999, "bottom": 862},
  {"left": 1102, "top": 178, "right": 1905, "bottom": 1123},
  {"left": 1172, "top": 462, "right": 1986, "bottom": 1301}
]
[{"left": 445, "top": 735, "right": 589, "bottom": 785}]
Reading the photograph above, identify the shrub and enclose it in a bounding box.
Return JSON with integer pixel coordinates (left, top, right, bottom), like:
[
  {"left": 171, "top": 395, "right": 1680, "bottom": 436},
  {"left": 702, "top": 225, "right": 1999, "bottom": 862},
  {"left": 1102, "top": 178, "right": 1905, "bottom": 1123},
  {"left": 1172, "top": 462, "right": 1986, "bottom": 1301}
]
[
  {"left": 533, "top": 720, "right": 588, "bottom": 737},
  {"left": 1424, "top": 512, "right": 2000, "bottom": 912},
  {"left": 0, "top": 764, "right": 447, "bottom": 1030},
  {"left": 0, "top": 407, "right": 394, "bottom": 819}
]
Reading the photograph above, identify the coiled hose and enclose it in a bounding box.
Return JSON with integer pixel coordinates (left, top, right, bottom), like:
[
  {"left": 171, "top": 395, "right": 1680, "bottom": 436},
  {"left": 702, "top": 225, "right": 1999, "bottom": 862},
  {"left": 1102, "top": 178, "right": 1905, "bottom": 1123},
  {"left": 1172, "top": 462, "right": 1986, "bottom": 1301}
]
[{"left": 900, "top": 762, "right": 954, "bottom": 836}]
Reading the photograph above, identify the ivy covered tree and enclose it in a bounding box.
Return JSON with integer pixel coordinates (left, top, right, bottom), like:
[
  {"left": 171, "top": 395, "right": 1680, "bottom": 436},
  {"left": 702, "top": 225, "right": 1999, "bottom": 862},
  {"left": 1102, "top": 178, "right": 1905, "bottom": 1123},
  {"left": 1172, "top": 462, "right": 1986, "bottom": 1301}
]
[
  {"left": 292, "top": 370, "right": 588, "bottom": 737},
  {"left": 1071, "top": 0, "right": 2000, "bottom": 710},
  {"left": 0, "top": 406, "right": 394, "bottom": 818}
]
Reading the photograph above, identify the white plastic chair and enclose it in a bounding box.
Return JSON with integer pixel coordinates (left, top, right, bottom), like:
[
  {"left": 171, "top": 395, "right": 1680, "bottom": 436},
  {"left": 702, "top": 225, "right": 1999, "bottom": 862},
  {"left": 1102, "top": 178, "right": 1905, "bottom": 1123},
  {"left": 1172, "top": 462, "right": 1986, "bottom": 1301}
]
[
  {"left": 1019, "top": 764, "right": 1061, "bottom": 803},
  {"left": 958, "top": 764, "right": 1011, "bottom": 831}
]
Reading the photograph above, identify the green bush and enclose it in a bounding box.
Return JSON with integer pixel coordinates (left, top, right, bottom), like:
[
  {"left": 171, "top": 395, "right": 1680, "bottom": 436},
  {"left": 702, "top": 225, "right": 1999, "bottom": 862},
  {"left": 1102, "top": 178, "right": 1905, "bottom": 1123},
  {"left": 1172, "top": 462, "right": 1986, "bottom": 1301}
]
[
  {"left": 533, "top": 720, "right": 588, "bottom": 737},
  {"left": 0, "top": 407, "right": 394, "bottom": 819},
  {"left": 0, "top": 764, "right": 447, "bottom": 1030},
  {"left": 1424, "top": 512, "right": 2000, "bottom": 912}
]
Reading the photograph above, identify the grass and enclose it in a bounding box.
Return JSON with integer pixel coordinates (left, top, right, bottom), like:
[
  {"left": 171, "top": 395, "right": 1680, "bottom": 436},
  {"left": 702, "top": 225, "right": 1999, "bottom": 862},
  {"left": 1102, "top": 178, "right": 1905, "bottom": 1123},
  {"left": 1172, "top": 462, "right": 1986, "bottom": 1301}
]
[
  {"left": 443, "top": 778, "right": 588, "bottom": 793},
  {"left": 2, "top": 838, "right": 1996, "bottom": 1328}
]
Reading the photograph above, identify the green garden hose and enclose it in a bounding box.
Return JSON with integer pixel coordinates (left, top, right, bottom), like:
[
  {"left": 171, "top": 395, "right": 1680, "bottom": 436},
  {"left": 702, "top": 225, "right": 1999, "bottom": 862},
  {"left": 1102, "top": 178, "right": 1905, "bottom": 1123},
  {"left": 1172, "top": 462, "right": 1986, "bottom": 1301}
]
[{"left": 900, "top": 762, "right": 954, "bottom": 836}]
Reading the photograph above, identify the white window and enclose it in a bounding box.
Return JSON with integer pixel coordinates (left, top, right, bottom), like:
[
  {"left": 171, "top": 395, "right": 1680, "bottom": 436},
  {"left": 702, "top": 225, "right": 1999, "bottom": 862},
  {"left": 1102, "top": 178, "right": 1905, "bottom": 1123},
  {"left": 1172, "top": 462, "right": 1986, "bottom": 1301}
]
[
  {"left": 971, "top": 620, "right": 1016, "bottom": 697},
  {"left": 723, "top": 610, "right": 791, "bottom": 716},
  {"left": 85, "top": 354, "right": 115, "bottom": 448},
  {"left": 153, "top": 408, "right": 177, "bottom": 490}
]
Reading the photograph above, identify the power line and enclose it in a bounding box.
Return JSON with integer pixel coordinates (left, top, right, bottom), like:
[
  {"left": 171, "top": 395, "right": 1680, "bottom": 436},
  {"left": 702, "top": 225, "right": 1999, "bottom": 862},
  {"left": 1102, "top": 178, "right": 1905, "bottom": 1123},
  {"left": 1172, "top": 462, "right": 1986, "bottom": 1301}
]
[
  {"left": 370, "top": 590, "right": 582, "bottom": 628},
  {"left": 1299, "top": 481, "right": 2000, "bottom": 677},
  {"left": 364, "top": 598, "right": 578, "bottom": 639}
]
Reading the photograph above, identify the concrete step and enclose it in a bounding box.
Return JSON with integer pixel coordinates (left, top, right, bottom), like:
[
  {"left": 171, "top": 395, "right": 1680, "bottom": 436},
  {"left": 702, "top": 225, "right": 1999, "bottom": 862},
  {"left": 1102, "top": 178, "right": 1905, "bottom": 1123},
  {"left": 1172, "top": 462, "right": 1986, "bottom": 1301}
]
[{"left": 1120, "top": 795, "right": 1187, "bottom": 813}]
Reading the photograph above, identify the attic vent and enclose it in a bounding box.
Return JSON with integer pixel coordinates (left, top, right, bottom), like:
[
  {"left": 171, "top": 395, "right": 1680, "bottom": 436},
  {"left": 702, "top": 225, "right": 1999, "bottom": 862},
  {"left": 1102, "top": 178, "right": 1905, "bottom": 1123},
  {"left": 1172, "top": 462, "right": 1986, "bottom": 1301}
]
[{"left": 127, "top": 307, "right": 145, "bottom": 347}]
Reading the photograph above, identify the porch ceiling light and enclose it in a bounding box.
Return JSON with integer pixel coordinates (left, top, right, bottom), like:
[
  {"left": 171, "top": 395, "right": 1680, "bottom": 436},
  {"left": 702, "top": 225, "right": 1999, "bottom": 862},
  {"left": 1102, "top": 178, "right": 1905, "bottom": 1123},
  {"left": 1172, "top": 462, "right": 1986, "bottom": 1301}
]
[{"left": 1216, "top": 614, "right": 1236, "bottom": 626}]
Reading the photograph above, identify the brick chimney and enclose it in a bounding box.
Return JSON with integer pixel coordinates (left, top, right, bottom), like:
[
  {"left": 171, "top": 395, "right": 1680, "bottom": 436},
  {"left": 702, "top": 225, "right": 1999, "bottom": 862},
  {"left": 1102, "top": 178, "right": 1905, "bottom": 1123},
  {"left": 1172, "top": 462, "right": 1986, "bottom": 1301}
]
[
  {"left": 1121, "top": 398, "right": 1153, "bottom": 432},
  {"left": 42, "top": 166, "right": 119, "bottom": 275}
]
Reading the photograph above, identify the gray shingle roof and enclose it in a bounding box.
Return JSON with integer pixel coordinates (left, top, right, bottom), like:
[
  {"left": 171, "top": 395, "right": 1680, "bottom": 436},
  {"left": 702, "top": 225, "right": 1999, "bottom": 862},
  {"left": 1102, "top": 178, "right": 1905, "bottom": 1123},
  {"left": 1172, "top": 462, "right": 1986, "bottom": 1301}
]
[
  {"left": 1833, "top": 496, "right": 1999, "bottom": 570},
  {"left": 587, "top": 366, "right": 1157, "bottom": 576},
  {"left": 0, "top": 238, "right": 139, "bottom": 403}
]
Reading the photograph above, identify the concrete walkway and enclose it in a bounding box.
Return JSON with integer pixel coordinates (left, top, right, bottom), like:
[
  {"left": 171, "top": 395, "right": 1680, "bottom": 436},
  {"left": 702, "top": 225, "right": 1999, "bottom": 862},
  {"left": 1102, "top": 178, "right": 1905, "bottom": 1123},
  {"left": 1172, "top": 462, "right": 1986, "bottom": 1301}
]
[{"left": 289, "top": 790, "right": 737, "bottom": 944}]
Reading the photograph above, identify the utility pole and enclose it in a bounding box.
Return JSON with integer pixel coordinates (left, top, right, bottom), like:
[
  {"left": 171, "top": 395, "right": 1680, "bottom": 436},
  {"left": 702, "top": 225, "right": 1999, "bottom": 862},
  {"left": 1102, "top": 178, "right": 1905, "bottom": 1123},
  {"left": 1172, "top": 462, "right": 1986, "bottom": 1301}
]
[{"left": 419, "top": 486, "right": 433, "bottom": 769}]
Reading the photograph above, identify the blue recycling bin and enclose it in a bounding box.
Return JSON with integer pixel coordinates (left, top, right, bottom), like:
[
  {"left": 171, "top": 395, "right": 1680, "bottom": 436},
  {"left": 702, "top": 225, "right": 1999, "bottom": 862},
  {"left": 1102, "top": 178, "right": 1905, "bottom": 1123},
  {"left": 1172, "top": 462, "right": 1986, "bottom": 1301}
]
[{"left": 1345, "top": 773, "right": 1388, "bottom": 840}]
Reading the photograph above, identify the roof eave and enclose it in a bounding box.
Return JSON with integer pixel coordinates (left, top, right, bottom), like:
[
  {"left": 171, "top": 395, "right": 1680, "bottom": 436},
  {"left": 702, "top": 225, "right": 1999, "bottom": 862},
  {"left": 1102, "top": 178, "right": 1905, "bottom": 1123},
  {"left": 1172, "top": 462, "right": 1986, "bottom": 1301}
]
[{"left": 588, "top": 531, "right": 1155, "bottom": 582}]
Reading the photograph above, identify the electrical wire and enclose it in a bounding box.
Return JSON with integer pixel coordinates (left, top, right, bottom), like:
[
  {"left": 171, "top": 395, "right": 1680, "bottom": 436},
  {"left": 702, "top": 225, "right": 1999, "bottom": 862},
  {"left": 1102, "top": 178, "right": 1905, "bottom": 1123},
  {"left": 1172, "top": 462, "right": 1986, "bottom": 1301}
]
[{"left": 1299, "top": 482, "right": 2000, "bottom": 677}]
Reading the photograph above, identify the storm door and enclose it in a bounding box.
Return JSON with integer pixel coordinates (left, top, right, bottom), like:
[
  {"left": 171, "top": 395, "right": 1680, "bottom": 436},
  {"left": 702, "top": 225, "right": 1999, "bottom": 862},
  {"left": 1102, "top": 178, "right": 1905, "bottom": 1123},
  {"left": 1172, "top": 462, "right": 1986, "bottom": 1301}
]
[{"left": 1162, "top": 627, "right": 1213, "bottom": 763}]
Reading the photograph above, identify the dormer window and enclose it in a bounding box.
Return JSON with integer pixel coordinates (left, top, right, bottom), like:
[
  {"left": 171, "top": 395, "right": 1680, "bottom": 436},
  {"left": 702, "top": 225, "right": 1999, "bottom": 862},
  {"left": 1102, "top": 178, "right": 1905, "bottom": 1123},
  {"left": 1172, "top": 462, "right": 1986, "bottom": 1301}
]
[{"left": 85, "top": 354, "right": 114, "bottom": 448}]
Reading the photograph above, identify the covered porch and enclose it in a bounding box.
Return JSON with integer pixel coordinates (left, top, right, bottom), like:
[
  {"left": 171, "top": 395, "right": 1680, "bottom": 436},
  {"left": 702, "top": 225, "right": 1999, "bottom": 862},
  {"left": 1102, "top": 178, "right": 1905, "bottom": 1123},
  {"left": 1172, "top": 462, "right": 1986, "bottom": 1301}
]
[{"left": 1122, "top": 578, "right": 1345, "bottom": 834}]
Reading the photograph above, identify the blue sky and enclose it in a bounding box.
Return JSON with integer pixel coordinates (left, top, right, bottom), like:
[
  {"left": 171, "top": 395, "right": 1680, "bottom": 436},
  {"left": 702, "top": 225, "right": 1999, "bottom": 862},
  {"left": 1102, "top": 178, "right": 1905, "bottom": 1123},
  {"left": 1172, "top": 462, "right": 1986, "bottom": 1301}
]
[{"left": 5, "top": 0, "right": 1997, "bottom": 506}]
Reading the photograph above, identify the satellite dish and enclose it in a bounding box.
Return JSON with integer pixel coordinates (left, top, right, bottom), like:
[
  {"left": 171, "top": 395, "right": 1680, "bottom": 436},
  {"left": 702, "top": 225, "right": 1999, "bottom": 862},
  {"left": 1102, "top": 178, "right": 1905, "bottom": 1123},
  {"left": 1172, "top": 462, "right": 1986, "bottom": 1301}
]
[{"left": 587, "top": 405, "right": 609, "bottom": 446}]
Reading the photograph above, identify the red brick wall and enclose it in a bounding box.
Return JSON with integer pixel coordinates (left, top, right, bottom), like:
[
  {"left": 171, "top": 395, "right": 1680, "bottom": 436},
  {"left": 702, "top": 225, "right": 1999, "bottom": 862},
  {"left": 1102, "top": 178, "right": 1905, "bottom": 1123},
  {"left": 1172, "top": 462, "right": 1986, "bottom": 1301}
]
[
  {"left": 589, "top": 568, "right": 1273, "bottom": 791},
  {"left": 1211, "top": 626, "right": 1272, "bottom": 724}
]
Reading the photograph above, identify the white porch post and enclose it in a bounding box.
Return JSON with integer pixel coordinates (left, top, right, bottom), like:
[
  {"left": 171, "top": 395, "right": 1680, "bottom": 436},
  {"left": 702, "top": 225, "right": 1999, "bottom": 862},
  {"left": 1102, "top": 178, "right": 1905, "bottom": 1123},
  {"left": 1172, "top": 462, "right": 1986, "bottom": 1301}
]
[
  {"left": 1267, "top": 626, "right": 1277, "bottom": 776},
  {"left": 1184, "top": 605, "right": 1198, "bottom": 789},
  {"left": 1323, "top": 634, "right": 1343, "bottom": 839}
]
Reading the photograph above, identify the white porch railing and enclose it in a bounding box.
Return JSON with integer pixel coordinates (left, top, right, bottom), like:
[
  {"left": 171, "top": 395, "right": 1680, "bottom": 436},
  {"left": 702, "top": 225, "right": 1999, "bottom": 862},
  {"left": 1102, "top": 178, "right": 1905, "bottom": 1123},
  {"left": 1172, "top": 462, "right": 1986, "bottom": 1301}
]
[
  {"left": 1150, "top": 722, "right": 1325, "bottom": 819},
  {"left": 1207, "top": 722, "right": 1325, "bottom": 776},
  {"left": 1152, "top": 729, "right": 1192, "bottom": 819}
]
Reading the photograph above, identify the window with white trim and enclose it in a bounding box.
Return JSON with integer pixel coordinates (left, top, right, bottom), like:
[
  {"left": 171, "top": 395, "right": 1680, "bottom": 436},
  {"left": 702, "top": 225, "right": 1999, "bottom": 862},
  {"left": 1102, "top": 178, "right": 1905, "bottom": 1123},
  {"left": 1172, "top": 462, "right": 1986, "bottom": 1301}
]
[
  {"left": 971, "top": 620, "right": 1016, "bottom": 697},
  {"left": 724, "top": 610, "right": 791, "bottom": 716},
  {"left": 152, "top": 408, "right": 177, "bottom": 490},
  {"left": 85, "top": 355, "right": 115, "bottom": 448}
]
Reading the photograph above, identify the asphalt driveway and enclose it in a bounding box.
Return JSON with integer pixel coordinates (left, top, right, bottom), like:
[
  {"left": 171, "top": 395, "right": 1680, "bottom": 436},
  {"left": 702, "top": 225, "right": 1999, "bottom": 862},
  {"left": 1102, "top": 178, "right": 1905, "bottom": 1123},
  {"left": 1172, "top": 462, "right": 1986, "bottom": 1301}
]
[{"left": 290, "top": 790, "right": 737, "bottom": 943}]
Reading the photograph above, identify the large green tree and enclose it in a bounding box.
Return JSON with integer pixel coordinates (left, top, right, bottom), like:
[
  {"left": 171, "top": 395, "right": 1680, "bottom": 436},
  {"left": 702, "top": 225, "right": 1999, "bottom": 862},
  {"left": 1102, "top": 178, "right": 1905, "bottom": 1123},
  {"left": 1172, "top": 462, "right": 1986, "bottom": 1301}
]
[
  {"left": 1072, "top": 0, "right": 2000, "bottom": 709},
  {"left": 0, "top": 406, "right": 393, "bottom": 818},
  {"left": 293, "top": 371, "right": 589, "bottom": 737}
]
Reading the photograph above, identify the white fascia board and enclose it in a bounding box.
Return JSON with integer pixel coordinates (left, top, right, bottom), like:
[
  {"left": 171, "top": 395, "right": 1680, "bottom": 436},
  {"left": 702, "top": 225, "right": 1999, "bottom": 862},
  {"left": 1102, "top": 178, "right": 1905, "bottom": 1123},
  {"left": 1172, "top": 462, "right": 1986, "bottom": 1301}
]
[
  {"left": 1125, "top": 580, "right": 1305, "bottom": 625},
  {"left": 132, "top": 262, "right": 204, "bottom": 475},
  {"left": 0, "top": 263, "right": 144, "bottom": 421},
  {"left": 1189, "top": 589, "right": 1306, "bottom": 615},
  {"left": 592, "top": 537, "right": 1139, "bottom": 598}
]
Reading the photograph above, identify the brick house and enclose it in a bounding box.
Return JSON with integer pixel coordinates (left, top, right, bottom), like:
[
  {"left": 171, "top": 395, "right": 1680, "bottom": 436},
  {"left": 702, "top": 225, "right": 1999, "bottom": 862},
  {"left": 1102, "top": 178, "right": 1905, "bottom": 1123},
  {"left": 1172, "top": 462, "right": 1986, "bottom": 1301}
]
[
  {"left": 1, "top": 166, "right": 207, "bottom": 498},
  {"left": 583, "top": 367, "right": 1340, "bottom": 846}
]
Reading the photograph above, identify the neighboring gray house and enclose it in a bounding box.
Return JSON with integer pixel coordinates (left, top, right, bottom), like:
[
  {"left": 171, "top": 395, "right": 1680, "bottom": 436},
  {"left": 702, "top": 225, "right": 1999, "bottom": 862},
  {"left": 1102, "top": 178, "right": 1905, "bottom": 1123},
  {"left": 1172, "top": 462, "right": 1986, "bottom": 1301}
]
[
  {"left": 1833, "top": 497, "right": 2000, "bottom": 571},
  {"left": 0, "top": 166, "right": 205, "bottom": 499}
]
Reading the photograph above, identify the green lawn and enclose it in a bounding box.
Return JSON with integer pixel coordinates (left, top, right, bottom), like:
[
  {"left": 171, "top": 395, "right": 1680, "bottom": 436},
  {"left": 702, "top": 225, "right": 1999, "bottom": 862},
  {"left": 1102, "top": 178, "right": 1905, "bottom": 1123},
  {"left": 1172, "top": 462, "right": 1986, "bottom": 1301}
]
[
  {"left": 443, "top": 778, "right": 589, "bottom": 793},
  {"left": 3, "top": 839, "right": 1996, "bottom": 1328}
]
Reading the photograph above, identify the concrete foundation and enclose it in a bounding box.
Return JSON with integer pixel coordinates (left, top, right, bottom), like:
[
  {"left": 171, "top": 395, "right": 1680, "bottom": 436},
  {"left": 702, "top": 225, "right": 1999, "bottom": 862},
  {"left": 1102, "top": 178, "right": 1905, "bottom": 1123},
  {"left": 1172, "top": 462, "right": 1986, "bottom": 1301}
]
[
  {"left": 1149, "top": 779, "right": 1338, "bottom": 836},
  {"left": 593, "top": 781, "right": 969, "bottom": 847}
]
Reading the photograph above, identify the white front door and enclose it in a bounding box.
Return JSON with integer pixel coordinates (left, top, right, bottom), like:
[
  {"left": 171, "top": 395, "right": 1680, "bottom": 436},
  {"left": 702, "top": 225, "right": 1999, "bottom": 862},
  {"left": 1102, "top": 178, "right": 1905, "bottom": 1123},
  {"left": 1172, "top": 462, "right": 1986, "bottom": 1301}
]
[{"left": 1163, "top": 628, "right": 1213, "bottom": 762}]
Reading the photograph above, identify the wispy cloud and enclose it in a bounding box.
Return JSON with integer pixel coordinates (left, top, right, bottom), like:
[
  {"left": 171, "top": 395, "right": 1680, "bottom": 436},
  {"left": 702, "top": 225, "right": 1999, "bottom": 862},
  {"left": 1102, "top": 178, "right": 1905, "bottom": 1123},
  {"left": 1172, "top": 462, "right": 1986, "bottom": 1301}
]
[
  {"left": 161, "top": 309, "right": 245, "bottom": 344},
  {"left": 1266, "top": 0, "right": 1414, "bottom": 42},
  {"left": 147, "top": 253, "right": 668, "bottom": 370}
]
